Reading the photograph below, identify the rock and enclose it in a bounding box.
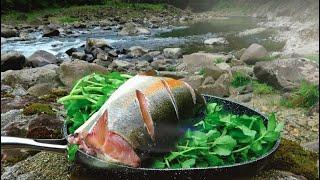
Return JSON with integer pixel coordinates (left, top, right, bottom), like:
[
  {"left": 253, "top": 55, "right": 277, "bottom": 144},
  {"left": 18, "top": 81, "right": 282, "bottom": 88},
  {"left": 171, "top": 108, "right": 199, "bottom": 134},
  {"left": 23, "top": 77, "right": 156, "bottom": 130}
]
[
  {"left": 163, "top": 48, "right": 183, "bottom": 59},
  {"left": 85, "top": 38, "right": 112, "bottom": 51},
  {"left": 93, "top": 59, "right": 112, "bottom": 68},
  {"left": 231, "top": 66, "right": 254, "bottom": 76},
  {"left": 254, "top": 170, "right": 308, "bottom": 180},
  {"left": 1, "top": 28, "right": 18, "bottom": 38},
  {"left": 19, "top": 32, "right": 33, "bottom": 41},
  {"left": 119, "top": 23, "right": 151, "bottom": 36},
  {"left": 71, "top": 52, "right": 86, "bottom": 60},
  {"left": 1, "top": 37, "right": 7, "bottom": 44},
  {"left": 65, "top": 48, "right": 78, "bottom": 56},
  {"left": 203, "top": 66, "right": 228, "bottom": 80},
  {"left": 302, "top": 139, "right": 319, "bottom": 153},
  {"left": 254, "top": 58, "right": 319, "bottom": 91},
  {"left": 202, "top": 76, "right": 215, "bottom": 85},
  {"left": 96, "top": 52, "right": 113, "bottom": 62},
  {"left": 216, "top": 63, "right": 231, "bottom": 72},
  {"left": 27, "top": 50, "right": 58, "bottom": 67},
  {"left": 58, "top": 60, "right": 107, "bottom": 87},
  {"left": 148, "top": 51, "right": 161, "bottom": 58},
  {"left": 128, "top": 46, "right": 148, "bottom": 58},
  {"left": 238, "top": 27, "right": 266, "bottom": 37},
  {"left": 151, "top": 59, "right": 176, "bottom": 71},
  {"left": 1, "top": 51, "right": 26, "bottom": 72},
  {"left": 27, "top": 83, "right": 53, "bottom": 97},
  {"left": 139, "top": 54, "right": 153, "bottom": 63},
  {"left": 240, "top": 43, "right": 268, "bottom": 65},
  {"left": 42, "top": 26, "right": 60, "bottom": 37},
  {"left": 177, "top": 53, "right": 227, "bottom": 73},
  {"left": 237, "top": 84, "right": 253, "bottom": 95},
  {"left": 135, "top": 61, "right": 150, "bottom": 70},
  {"left": 1, "top": 152, "right": 69, "bottom": 180},
  {"left": 109, "top": 60, "right": 133, "bottom": 71},
  {"left": 11, "top": 85, "right": 28, "bottom": 96},
  {"left": 157, "top": 71, "right": 189, "bottom": 79},
  {"left": 1, "top": 64, "right": 59, "bottom": 89},
  {"left": 198, "top": 74, "right": 231, "bottom": 97},
  {"left": 181, "top": 75, "right": 204, "bottom": 89},
  {"left": 230, "top": 58, "right": 245, "bottom": 66},
  {"left": 73, "top": 22, "right": 86, "bottom": 28},
  {"left": 233, "top": 48, "right": 246, "bottom": 60},
  {"left": 308, "top": 102, "right": 319, "bottom": 116},
  {"left": 204, "top": 37, "right": 228, "bottom": 45}
]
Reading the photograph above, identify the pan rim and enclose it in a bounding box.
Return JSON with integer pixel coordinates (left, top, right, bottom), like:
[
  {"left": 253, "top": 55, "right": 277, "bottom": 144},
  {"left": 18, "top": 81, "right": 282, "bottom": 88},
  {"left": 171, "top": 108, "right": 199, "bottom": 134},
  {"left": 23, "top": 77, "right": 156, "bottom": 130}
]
[{"left": 65, "top": 94, "right": 281, "bottom": 171}]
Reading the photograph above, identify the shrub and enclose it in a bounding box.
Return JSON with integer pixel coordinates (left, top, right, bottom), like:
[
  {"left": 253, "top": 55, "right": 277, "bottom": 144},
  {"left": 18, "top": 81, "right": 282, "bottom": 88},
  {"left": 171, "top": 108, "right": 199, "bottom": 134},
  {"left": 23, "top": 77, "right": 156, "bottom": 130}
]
[
  {"left": 252, "top": 81, "right": 274, "bottom": 95},
  {"left": 231, "top": 72, "right": 251, "bottom": 87}
]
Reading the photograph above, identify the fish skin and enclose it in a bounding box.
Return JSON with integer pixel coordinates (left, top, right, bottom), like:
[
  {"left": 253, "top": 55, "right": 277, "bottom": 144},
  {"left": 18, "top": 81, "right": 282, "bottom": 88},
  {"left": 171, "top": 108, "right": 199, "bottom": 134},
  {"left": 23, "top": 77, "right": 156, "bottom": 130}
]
[{"left": 74, "top": 75, "right": 206, "bottom": 166}]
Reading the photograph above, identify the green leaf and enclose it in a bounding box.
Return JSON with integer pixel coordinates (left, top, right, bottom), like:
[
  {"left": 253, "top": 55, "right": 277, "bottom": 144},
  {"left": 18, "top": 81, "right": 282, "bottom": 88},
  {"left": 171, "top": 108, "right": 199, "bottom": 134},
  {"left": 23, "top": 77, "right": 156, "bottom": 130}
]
[
  {"left": 196, "top": 160, "right": 209, "bottom": 168},
  {"left": 263, "top": 131, "right": 280, "bottom": 142},
  {"left": 211, "top": 135, "right": 237, "bottom": 156},
  {"left": 206, "top": 103, "right": 218, "bottom": 114},
  {"left": 67, "top": 144, "right": 79, "bottom": 161},
  {"left": 237, "top": 125, "right": 256, "bottom": 138},
  {"left": 152, "top": 160, "right": 166, "bottom": 169},
  {"left": 251, "top": 141, "right": 263, "bottom": 154},
  {"left": 275, "top": 122, "right": 284, "bottom": 133},
  {"left": 205, "top": 154, "right": 224, "bottom": 166},
  {"left": 267, "top": 113, "right": 277, "bottom": 131},
  {"left": 181, "top": 159, "right": 196, "bottom": 168}
]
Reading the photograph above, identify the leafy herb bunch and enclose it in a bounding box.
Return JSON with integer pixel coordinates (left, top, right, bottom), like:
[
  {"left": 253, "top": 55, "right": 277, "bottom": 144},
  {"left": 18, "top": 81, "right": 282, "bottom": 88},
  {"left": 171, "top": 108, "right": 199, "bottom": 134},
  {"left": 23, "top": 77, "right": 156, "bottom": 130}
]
[{"left": 153, "top": 103, "right": 284, "bottom": 169}]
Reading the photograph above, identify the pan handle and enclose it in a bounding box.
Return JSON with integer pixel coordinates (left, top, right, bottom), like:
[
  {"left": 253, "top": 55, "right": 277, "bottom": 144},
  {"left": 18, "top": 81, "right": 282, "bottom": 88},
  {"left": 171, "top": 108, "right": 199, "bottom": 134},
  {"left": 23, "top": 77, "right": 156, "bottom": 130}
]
[{"left": 1, "top": 136, "right": 68, "bottom": 153}]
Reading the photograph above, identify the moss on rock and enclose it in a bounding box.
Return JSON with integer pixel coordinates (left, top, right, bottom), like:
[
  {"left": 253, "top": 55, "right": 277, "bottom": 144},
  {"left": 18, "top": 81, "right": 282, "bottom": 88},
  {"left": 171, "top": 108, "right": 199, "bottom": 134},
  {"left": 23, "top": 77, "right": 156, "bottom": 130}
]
[
  {"left": 23, "top": 103, "right": 55, "bottom": 116},
  {"left": 39, "top": 88, "right": 69, "bottom": 102},
  {"left": 266, "top": 138, "right": 319, "bottom": 180}
]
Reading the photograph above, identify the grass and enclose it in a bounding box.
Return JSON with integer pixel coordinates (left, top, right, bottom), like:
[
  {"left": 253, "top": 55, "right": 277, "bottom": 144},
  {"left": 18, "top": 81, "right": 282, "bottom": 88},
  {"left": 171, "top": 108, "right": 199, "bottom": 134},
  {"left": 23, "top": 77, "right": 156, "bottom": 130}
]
[
  {"left": 1, "top": 1, "right": 168, "bottom": 25},
  {"left": 304, "top": 54, "right": 319, "bottom": 63},
  {"left": 281, "top": 81, "right": 319, "bottom": 109},
  {"left": 252, "top": 81, "right": 274, "bottom": 95},
  {"left": 199, "top": 68, "right": 205, "bottom": 75},
  {"left": 231, "top": 72, "right": 251, "bottom": 87},
  {"left": 214, "top": 57, "right": 224, "bottom": 64}
]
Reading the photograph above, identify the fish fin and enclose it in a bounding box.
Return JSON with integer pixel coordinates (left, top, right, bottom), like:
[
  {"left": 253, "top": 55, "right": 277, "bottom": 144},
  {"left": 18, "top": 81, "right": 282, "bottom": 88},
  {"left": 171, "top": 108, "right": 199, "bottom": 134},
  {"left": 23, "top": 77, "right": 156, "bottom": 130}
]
[
  {"left": 85, "top": 111, "right": 108, "bottom": 148},
  {"left": 139, "top": 69, "right": 158, "bottom": 76}
]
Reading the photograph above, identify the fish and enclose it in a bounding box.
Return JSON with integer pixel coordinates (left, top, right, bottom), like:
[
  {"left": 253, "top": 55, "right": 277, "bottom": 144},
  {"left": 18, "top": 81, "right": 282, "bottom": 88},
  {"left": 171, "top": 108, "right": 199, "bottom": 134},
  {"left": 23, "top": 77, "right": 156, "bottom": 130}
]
[{"left": 69, "top": 74, "right": 206, "bottom": 167}]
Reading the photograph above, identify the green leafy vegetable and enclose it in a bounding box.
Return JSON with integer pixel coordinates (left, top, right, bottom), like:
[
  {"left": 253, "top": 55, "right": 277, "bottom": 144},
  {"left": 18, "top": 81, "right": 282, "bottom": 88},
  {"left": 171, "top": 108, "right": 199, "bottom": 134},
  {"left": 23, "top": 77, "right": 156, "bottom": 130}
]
[
  {"left": 58, "top": 72, "right": 131, "bottom": 161},
  {"left": 152, "top": 103, "right": 284, "bottom": 169}
]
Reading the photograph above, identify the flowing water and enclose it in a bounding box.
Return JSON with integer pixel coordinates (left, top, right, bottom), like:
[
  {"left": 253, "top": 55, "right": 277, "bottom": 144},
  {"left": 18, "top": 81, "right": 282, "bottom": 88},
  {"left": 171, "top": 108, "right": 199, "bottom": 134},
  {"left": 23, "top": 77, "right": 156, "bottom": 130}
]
[{"left": 1, "top": 16, "right": 285, "bottom": 60}]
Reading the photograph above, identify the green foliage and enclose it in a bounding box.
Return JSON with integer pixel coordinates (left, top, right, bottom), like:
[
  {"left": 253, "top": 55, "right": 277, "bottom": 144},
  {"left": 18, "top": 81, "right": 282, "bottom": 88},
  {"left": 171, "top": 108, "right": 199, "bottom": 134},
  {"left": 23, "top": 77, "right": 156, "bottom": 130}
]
[
  {"left": 304, "top": 54, "right": 319, "bottom": 63},
  {"left": 231, "top": 72, "right": 251, "bottom": 87},
  {"left": 252, "top": 81, "right": 274, "bottom": 95},
  {"left": 57, "top": 16, "right": 78, "bottom": 24},
  {"left": 152, "top": 103, "right": 283, "bottom": 169},
  {"left": 282, "top": 81, "right": 319, "bottom": 108},
  {"left": 214, "top": 57, "right": 224, "bottom": 64},
  {"left": 199, "top": 68, "right": 205, "bottom": 75}
]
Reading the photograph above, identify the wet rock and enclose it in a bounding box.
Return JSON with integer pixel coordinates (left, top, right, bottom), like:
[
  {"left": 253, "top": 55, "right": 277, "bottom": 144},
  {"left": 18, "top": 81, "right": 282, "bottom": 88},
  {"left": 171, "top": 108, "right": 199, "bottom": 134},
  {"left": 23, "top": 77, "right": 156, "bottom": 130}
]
[
  {"left": 254, "top": 58, "right": 319, "bottom": 91},
  {"left": 204, "top": 37, "right": 228, "bottom": 45},
  {"left": 71, "top": 52, "right": 86, "bottom": 60},
  {"left": 1, "top": 51, "right": 26, "bottom": 72},
  {"left": 240, "top": 43, "right": 268, "bottom": 65},
  {"left": 1, "top": 152, "right": 69, "bottom": 180},
  {"left": 181, "top": 75, "right": 204, "bottom": 89},
  {"left": 85, "top": 38, "right": 112, "bottom": 51},
  {"left": 27, "top": 83, "right": 54, "bottom": 97},
  {"left": 128, "top": 46, "right": 148, "bottom": 58},
  {"left": 1, "top": 28, "right": 18, "bottom": 38},
  {"left": 1, "top": 64, "right": 59, "bottom": 89},
  {"left": 119, "top": 23, "right": 151, "bottom": 36},
  {"left": 163, "top": 48, "right": 182, "bottom": 59},
  {"left": 42, "top": 25, "right": 60, "bottom": 37},
  {"left": 58, "top": 60, "right": 107, "bottom": 87},
  {"left": 65, "top": 48, "right": 78, "bottom": 56},
  {"left": 27, "top": 50, "right": 58, "bottom": 67}
]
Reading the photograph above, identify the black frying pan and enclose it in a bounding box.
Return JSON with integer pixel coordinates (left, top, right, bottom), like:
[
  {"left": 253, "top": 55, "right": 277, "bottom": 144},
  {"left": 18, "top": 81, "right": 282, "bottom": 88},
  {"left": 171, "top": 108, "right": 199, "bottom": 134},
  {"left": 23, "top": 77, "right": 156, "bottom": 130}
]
[{"left": 1, "top": 95, "right": 281, "bottom": 180}]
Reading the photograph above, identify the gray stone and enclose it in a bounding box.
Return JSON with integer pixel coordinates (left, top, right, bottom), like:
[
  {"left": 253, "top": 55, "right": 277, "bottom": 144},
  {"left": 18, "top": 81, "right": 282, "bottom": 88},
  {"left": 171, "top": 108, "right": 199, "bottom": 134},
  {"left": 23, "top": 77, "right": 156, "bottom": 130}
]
[
  {"left": 93, "top": 59, "right": 112, "bottom": 68},
  {"left": 157, "top": 71, "right": 189, "bottom": 79},
  {"left": 86, "top": 38, "right": 112, "bottom": 50},
  {"left": 163, "top": 48, "right": 182, "bottom": 59},
  {"left": 1, "top": 51, "right": 26, "bottom": 72},
  {"left": 302, "top": 139, "right": 319, "bottom": 153},
  {"left": 231, "top": 66, "right": 254, "bottom": 76},
  {"left": 71, "top": 52, "right": 86, "bottom": 60},
  {"left": 202, "top": 76, "right": 215, "bottom": 86},
  {"left": 27, "top": 50, "right": 58, "bottom": 67},
  {"left": 204, "top": 37, "right": 228, "bottom": 45},
  {"left": 254, "top": 58, "right": 319, "bottom": 91},
  {"left": 119, "top": 23, "right": 151, "bottom": 36},
  {"left": 128, "top": 46, "right": 148, "bottom": 58},
  {"left": 27, "top": 83, "right": 53, "bottom": 97},
  {"left": 1, "top": 28, "right": 18, "bottom": 38},
  {"left": 42, "top": 25, "right": 60, "bottom": 37},
  {"left": 240, "top": 43, "right": 268, "bottom": 65},
  {"left": 58, "top": 60, "right": 107, "bottom": 87},
  {"left": 198, "top": 74, "right": 231, "bottom": 97},
  {"left": 11, "top": 85, "right": 28, "bottom": 96},
  {"left": 109, "top": 60, "right": 134, "bottom": 71},
  {"left": 181, "top": 75, "right": 204, "bottom": 89},
  {"left": 1, "top": 64, "right": 59, "bottom": 89}
]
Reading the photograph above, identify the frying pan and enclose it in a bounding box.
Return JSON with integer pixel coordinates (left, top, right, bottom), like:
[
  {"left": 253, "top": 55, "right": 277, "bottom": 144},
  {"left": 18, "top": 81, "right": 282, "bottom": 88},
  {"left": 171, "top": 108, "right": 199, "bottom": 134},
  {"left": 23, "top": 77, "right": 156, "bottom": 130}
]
[{"left": 1, "top": 95, "right": 281, "bottom": 179}]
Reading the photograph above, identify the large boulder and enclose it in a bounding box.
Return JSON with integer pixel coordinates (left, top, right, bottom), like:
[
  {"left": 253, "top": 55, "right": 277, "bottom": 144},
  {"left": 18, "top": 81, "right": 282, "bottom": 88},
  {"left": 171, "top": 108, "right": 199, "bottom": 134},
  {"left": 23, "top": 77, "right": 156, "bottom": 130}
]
[
  {"left": 27, "top": 50, "right": 58, "bottom": 67},
  {"left": 198, "top": 73, "right": 231, "bottom": 97},
  {"left": 1, "top": 28, "right": 18, "bottom": 38},
  {"left": 128, "top": 46, "right": 148, "bottom": 58},
  {"left": 1, "top": 64, "right": 59, "bottom": 89},
  {"left": 240, "top": 43, "right": 268, "bottom": 65},
  {"left": 58, "top": 60, "right": 107, "bottom": 87},
  {"left": 163, "top": 48, "right": 183, "bottom": 59},
  {"left": 119, "top": 23, "right": 151, "bottom": 36},
  {"left": 1, "top": 51, "right": 26, "bottom": 72},
  {"left": 254, "top": 58, "right": 319, "bottom": 91},
  {"left": 177, "top": 53, "right": 227, "bottom": 73},
  {"left": 181, "top": 75, "right": 204, "bottom": 89}
]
